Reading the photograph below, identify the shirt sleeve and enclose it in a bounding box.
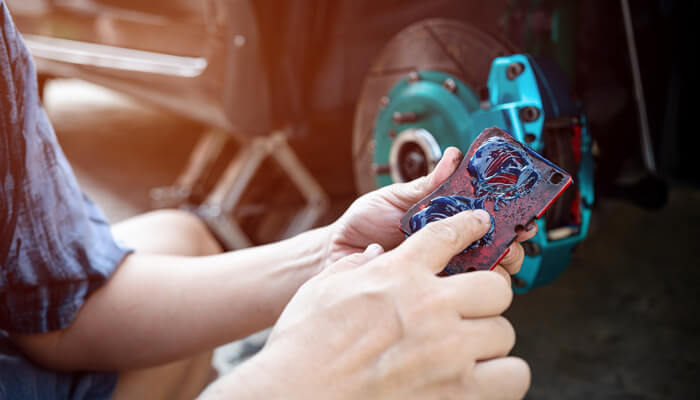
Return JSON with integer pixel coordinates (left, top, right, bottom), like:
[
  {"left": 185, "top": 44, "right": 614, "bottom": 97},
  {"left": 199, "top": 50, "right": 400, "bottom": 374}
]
[{"left": 0, "top": 1, "right": 132, "bottom": 334}]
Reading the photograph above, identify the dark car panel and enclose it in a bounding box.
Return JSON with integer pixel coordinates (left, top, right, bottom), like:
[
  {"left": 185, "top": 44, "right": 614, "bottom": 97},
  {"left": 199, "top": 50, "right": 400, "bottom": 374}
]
[
  {"left": 8, "top": 0, "right": 522, "bottom": 139},
  {"left": 10, "top": 0, "right": 272, "bottom": 136}
]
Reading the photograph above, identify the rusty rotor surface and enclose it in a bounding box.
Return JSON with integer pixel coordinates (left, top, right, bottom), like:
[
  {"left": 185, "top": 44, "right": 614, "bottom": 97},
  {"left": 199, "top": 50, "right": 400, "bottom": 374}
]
[{"left": 352, "top": 19, "right": 517, "bottom": 194}]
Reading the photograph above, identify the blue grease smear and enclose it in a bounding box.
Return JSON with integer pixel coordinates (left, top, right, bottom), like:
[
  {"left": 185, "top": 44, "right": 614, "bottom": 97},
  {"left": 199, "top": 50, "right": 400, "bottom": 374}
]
[
  {"left": 410, "top": 196, "right": 495, "bottom": 253},
  {"left": 467, "top": 137, "right": 540, "bottom": 210},
  {"left": 408, "top": 137, "right": 540, "bottom": 260}
]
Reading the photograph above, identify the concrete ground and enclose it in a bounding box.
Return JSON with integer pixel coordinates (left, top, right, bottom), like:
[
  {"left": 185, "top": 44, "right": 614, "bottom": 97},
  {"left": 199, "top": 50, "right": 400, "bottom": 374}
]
[{"left": 44, "top": 80, "right": 699, "bottom": 399}]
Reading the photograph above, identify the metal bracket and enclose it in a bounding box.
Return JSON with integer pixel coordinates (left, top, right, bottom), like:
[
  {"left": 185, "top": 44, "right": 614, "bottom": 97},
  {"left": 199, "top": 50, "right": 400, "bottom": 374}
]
[
  {"left": 621, "top": 0, "right": 657, "bottom": 173},
  {"left": 151, "top": 129, "right": 328, "bottom": 249},
  {"left": 197, "top": 131, "right": 328, "bottom": 249},
  {"left": 150, "top": 129, "right": 228, "bottom": 208}
]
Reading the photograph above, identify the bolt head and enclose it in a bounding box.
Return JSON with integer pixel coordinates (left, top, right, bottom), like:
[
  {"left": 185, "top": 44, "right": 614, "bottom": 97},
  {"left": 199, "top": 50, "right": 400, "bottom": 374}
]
[
  {"left": 522, "top": 241, "right": 541, "bottom": 256},
  {"left": 506, "top": 62, "right": 525, "bottom": 80},
  {"left": 443, "top": 78, "right": 457, "bottom": 93},
  {"left": 519, "top": 106, "right": 541, "bottom": 123},
  {"left": 380, "top": 96, "right": 390, "bottom": 108},
  {"left": 233, "top": 35, "right": 246, "bottom": 47},
  {"left": 407, "top": 71, "right": 420, "bottom": 83}
]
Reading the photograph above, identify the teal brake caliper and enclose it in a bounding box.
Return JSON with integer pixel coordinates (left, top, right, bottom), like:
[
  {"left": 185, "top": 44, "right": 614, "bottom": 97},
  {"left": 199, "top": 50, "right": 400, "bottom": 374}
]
[{"left": 372, "top": 55, "right": 593, "bottom": 292}]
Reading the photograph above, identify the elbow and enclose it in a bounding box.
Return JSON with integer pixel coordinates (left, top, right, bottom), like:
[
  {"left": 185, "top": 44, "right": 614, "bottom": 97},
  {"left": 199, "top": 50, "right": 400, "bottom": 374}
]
[{"left": 9, "top": 330, "right": 91, "bottom": 372}]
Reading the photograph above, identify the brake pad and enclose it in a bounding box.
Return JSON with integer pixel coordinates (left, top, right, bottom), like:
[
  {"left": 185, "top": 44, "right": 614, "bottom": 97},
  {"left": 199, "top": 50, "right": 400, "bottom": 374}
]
[{"left": 400, "top": 126, "right": 572, "bottom": 275}]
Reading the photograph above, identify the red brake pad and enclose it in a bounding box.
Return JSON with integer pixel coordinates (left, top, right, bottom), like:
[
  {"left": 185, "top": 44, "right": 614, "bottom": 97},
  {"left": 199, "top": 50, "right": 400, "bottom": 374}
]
[{"left": 400, "top": 127, "right": 572, "bottom": 275}]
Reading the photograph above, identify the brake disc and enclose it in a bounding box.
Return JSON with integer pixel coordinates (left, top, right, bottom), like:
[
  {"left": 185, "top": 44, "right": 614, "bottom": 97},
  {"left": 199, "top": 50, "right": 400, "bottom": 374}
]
[{"left": 352, "top": 19, "right": 516, "bottom": 193}]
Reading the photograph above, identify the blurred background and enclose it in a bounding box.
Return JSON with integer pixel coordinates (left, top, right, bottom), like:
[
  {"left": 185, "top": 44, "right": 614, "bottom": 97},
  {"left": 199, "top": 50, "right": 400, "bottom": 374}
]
[{"left": 6, "top": 0, "right": 698, "bottom": 398}]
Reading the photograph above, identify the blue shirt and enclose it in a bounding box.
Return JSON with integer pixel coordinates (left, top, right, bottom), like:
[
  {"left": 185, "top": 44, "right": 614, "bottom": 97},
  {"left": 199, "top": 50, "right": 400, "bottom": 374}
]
[{"left": 1, "top": 1, "right": 130, "bottom": 397}]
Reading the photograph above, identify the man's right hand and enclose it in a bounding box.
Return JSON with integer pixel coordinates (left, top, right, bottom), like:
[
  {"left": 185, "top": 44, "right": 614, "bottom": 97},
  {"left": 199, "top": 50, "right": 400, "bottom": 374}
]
[{"left": 202, "top": 209, "right": 530, "bottom": 400}]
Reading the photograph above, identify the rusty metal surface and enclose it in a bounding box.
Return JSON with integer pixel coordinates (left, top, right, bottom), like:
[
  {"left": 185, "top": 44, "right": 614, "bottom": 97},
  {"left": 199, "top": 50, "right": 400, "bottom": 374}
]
[{"left": 352, "top": 18, "right": 516, "bottom": 194}]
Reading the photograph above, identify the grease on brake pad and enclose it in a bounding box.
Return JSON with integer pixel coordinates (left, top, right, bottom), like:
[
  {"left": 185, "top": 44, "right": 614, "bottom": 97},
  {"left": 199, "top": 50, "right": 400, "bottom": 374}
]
[{"left": 400, "top": 127, "right": 572, "bottom": 275}]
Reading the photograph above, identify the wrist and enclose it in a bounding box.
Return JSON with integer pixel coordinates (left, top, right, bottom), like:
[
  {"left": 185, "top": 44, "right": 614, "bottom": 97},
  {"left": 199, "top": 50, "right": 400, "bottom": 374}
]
[
  {"left": 297, "top": 224, "right": 334, "bottom": 277},
  {"left": 201, "top": 350, "right": 301, "bottom": 400},
  {"left": 199, "top": 356, "right": 273, "bottom": 399}
]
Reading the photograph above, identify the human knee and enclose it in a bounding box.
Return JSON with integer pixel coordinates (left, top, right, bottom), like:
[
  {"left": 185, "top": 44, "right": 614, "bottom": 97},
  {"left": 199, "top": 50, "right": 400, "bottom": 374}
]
[{"left": 144, "top": 209, "right": 223, "bottom": 257}]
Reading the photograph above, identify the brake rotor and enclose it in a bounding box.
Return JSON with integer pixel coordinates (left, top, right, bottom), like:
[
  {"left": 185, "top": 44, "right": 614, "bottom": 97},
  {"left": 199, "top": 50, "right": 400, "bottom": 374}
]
[{"left": 352, "top": 19, "right": 517, "bottom": 194}]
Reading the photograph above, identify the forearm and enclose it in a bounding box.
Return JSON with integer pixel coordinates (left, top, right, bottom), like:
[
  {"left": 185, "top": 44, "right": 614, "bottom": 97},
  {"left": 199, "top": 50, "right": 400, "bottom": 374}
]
[
  {"left": 12, "top": 225, "right": 331, "bottom": 371},
  {"left": 197, "top": 352, "right": 287, "bottom": 400}
]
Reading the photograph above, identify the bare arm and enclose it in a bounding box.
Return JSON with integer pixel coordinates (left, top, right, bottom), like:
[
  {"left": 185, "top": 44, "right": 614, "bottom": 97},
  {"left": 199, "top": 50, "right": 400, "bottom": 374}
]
[
  {"left": 10, "top": 147, "right": 535, "bottom": 380},
  {"left": 11, "top": 225, "right": 331, "bottom": 371}
]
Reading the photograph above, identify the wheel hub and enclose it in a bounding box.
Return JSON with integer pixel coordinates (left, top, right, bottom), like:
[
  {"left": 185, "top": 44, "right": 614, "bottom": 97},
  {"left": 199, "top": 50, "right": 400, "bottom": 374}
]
[{"left": 389, "top": 128, "right": 442, "bottom": 183}]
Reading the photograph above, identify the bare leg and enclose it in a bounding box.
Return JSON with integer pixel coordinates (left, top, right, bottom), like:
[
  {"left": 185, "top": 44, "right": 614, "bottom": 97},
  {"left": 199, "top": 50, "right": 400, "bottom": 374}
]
[{"left": 109, "top": 210, "right": 223, "bottom": 400}]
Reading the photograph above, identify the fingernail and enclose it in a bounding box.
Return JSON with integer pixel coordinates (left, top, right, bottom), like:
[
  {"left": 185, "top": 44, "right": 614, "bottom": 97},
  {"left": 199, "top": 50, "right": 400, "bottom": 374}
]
[
  {"left": 364, "top": 243, "right": 384, "bottom": 256},
  {"left": 526, "top": 222, "right": 536, "bottom": 231},
  {"left": 472, "top": 209, "right": 491, "bottom": 225}
]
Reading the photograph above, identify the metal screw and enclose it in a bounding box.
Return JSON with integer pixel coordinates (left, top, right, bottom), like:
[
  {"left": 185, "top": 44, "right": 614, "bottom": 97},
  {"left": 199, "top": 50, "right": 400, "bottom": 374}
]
[
  {"left": 407, "top": 71, "right": 420, "bottom": 83},
  {"left": 388, "top": 129, "right": 396, "bottom": 138},
  {"left": 522, "top": 241, "right": 541, "bottom": 256},
  {"left": 392, "top": 111, "right": 419, "bottom": 124},
  {"left": 372, "top": 163, "right": 391, "bottom": 175},
  {"left": 506, "top": 62, "right": 525, "bottom": 80},
  {"left": 512, "top": 276, "right": 528, "bottom": 288},
  {"left": 524, "top": 133, "right": 536, "bottom": 143},
  {"left": 519, "top": 106, "right": 540, "bottom": 122},
  {"left": 233, "top": 35, "right": 246, "bottom": 47},
  {"left": 479, "top": 87, "right": 491, "bottom": 109},
  {"left": 380, "top": 96, "right": 390, "bottom": 108},
  {"left": 443, "top": 78, "right": 457, "bottom": 93}
]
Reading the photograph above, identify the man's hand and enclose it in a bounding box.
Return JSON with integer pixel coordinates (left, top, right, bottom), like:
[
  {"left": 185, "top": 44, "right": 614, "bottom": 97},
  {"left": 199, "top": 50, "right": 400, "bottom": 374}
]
[
  {"left": 202, "top": 210, "right": 530, "bottom": 400},
  {"left": 326, "top": 147, "right": 537, "bottom": 281}
]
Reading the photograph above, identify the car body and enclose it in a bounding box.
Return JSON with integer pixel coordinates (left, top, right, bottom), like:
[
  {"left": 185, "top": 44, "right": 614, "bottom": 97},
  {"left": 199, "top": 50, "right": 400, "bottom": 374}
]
[{"left": 8, "top": 0, "right": 543, "bottom": 139}]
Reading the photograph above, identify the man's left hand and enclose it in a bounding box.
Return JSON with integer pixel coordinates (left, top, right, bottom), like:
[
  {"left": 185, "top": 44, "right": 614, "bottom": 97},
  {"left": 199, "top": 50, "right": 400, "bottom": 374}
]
[{"left": 325, "top": 147, "right": 538, "bottom": 280}]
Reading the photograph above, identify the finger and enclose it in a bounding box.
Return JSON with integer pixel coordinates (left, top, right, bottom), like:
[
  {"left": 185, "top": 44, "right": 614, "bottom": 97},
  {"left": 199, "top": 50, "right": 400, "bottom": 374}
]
[
  {"left": 426, "top": 147, "right": 463, "bottom": 191},
  {"left": 380, "top": 147, "right": 463, "bottom": 210},
  {"left": 514, "top": 221, "right": 538, "bottom": 242},
  {"left": 445, "top": 271, "right": 513, "bottom": 318},
  {"left": 497, "top": 242, "right": 525, "bottom": 276},
  {"left": 491, "top": 265, "right": 512, "bottom": 287},
  {"left": 471, "top": 357, "right": 531, "bottom": 400},
  {"left": 460, "top": 316, "right": 516, "bottom": 361},
  {"left": 326, "top": 243, "right": 384, "bottom": 275},
  {"left": 392, "top": 209, "right": 491, "bottom": 274}
]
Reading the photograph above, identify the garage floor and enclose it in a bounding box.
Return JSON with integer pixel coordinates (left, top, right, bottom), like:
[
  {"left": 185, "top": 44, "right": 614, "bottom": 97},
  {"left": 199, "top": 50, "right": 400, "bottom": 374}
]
[{"left": 45, "top": 80, "right": 699, "bottom": 399}]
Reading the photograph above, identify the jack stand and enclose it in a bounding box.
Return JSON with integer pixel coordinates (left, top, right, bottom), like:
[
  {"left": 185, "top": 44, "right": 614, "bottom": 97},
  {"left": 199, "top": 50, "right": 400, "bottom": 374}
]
[
  {"left": 150, "top": 129, "right": 229, "bottom": 208},
  {"left": 162, "top": 129, "right": 328, "bottom": 249}
]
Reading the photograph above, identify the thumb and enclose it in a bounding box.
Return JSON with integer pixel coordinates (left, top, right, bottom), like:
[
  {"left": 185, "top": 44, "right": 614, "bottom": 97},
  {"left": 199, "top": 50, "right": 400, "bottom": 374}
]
[
  {"left": 382, "top": 147, "right": 462, "bottom": 210},
  {"left": 324, "top": 243, "right": 385, "bottom": 275},
  {"left": 391, "top": 209, "right": 492, "bottom": 274}
]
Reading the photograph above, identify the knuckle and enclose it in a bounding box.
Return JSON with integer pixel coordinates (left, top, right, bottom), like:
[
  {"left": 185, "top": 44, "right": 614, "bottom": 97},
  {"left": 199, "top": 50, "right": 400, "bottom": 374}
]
[
  {"left": 480, "top": 271, "right": 513, "bottom": 307},
  {"left": 510, "top": 358, "right": 532, "bottom": 398},
  {"left": 492, "top": 266, "right": 512, "bottom": 288},
  {"left": 461, "top": 213, "right": 490, "bottom": 242},
  {"left": 414, "top": 175, "right": 430, "bottom": 191},
  {"left": 462, "top": 212, "right": 483, "bottom": 231},
  {"left": 425, "top": 220, "right": 462, "bottom": 249},
  {"left": 384, "top": 253, "right": 410, "bottom": 273},
  {"left": 432, "top": 288, "right": 457, "bottom": 310},
  {"left": 495, "top": 316, "right": 516, "bottom": 351},
  {"left": 491, "top": 272, "right": 514, "bottom": 308}
]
